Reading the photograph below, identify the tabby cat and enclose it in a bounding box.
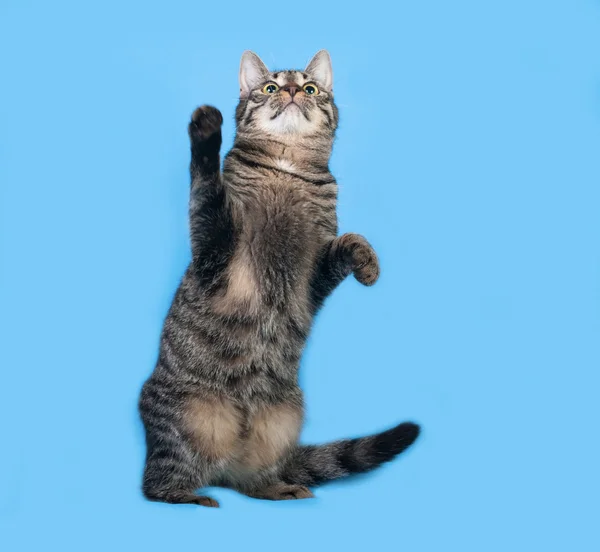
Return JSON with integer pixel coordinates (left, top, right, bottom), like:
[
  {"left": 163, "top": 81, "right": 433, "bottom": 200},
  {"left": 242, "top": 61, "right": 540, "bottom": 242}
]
[{"left": 139, "top": 50, "right": 420, "bottom": 507}]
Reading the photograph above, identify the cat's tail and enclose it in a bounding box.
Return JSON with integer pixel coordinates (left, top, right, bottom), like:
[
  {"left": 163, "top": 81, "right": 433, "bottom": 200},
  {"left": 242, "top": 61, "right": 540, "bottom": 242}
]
[{"left": 281, "top": 421, "right": 420, "bottom": 487}]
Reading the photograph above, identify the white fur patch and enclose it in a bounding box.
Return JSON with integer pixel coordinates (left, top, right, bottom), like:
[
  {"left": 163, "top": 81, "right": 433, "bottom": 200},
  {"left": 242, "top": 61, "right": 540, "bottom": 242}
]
[
  {"left": 275, "top": 158, "right": 296, "bottom": 171},
  {"left": 258, "top": 105, "right": 315, "bottom": 135}
]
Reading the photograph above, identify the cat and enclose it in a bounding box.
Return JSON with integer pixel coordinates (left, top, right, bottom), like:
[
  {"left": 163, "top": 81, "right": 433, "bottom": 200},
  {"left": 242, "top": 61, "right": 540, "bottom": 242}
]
[{"left": 138, "top": 50, "right": 420, "bottom": 507}]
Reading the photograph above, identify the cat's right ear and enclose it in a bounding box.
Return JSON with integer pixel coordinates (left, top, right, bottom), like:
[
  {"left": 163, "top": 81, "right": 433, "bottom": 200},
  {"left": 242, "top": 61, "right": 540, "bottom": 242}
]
[{"left": 239, "top": 51, "right": 269, "bottom": 98}]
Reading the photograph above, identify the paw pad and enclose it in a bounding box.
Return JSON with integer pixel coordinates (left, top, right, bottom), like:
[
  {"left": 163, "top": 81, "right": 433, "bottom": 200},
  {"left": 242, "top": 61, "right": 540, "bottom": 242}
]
[{"left": 189, "top": 105, "right": 223, "bottom": 140}]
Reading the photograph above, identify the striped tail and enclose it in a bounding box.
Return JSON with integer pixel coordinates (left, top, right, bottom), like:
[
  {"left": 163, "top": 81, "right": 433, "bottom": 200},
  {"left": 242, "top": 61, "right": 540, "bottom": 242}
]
[{"left": 281, "top": 422, "right": 420, "bottom": 486}]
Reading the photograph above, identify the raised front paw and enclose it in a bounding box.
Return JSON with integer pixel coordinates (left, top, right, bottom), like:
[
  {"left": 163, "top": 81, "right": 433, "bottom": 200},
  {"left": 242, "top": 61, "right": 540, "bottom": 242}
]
[
  {"left": 189, "top": 105, "right": 223, "bottom": 142},
  {"left": 338, "top": 233, "right": 380, "bottom": 286}
]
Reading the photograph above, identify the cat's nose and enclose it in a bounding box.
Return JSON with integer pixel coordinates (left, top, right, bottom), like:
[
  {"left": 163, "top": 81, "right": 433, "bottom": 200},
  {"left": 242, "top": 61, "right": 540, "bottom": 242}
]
[{"left": 284, "top": 85, "right": 298, "bottom": 97}]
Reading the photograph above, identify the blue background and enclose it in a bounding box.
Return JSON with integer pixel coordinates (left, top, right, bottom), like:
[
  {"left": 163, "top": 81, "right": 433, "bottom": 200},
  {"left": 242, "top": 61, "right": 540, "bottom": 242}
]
[{"left": 1, "top": 0, "right": 599, "bottom": 550}]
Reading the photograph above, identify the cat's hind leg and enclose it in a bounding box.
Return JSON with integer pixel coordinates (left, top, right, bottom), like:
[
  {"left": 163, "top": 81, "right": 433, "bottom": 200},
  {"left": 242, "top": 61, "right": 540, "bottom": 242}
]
[
  {"left": 223, "top": 400, "right": 312, "bottom": 502},
  {"left": 140, "top": 385, "right": 242, "bottom": 508},
  {"left": 142, "top": 446, "right": 221, "bottom": 508}
]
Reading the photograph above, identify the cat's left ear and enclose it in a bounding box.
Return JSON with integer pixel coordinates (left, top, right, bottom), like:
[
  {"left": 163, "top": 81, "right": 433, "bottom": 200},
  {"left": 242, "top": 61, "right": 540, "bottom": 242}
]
[
  {"left": 239, "top": 51, "right": 269, "bottom": 98},
  {"left": 305, "top": 50, "right": 333, "bottom": 90}
]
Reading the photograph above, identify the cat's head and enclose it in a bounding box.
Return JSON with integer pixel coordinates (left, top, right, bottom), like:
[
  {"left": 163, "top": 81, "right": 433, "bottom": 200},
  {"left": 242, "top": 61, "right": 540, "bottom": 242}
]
[{"left": 236, "top": 50, "right": 338, "bottom": 137}]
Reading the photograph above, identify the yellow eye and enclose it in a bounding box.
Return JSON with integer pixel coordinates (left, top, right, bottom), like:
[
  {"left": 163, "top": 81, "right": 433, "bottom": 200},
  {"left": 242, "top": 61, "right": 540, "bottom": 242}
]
[
  {"left": 262, "top": 83, "right": 279, "bottom": 94},
  {"left": 303, "top": 83, "right": 319, "bottom": 95}
]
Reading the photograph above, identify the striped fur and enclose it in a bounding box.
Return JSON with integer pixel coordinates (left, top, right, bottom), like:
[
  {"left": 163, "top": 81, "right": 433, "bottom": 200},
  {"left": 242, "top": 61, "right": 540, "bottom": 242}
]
[{"left": 138, "top": 51, "right": 420, "bottom": 507}]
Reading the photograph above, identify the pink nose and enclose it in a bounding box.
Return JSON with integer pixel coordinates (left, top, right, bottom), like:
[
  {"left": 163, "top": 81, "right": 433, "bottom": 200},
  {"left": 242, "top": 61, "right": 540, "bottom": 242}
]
[{"left": 284, "top": 85, "right": 298, "bottom": 97}]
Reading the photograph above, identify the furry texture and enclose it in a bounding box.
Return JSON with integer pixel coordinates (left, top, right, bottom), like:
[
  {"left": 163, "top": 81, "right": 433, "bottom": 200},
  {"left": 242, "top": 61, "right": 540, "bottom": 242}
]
[{"left": 139, "top": 51, "right": 420, "bottom": 507}]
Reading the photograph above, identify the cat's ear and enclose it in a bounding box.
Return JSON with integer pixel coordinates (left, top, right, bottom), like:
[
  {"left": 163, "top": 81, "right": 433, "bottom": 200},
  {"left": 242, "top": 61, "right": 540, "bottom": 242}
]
[
  {"left": 239, "top": 51, "right": 269, "bottom": 97},
  {"left": 305, "top": 50, "right": 333, "bottom": 90}
]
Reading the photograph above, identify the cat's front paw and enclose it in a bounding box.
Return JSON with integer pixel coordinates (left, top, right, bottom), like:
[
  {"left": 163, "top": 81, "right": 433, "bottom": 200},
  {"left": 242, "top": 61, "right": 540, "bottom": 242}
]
[
  {"left": 338, "top": 233, "right": 380, "bottom": 286},
  {"left": 189, "top": 105, "right": 223, "bottom": 142}
]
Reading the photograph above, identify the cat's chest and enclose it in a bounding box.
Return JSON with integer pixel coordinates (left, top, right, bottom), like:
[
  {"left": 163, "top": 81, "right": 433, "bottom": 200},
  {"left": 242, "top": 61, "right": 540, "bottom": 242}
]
[
  {"left": 246, "top": 182, "right": 316, "bottom": 237},
  {"left": 212, "top": 182, "right": 329, "bottom": 316},
  {"left": 239, "top": 183, "right": 324, "bottom": 275}
]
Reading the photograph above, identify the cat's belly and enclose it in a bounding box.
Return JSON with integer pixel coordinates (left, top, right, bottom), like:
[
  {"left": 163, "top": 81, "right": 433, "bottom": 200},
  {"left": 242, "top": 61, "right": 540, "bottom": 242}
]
[
  {"left": 181, "top": 392, "right": 303, "bottom": 487},
  {"left": 213, "top": 317, "right": 306, "bottom": 399},
  {"left": 166, "top": 277, "right": 308, "bottom": 400}
]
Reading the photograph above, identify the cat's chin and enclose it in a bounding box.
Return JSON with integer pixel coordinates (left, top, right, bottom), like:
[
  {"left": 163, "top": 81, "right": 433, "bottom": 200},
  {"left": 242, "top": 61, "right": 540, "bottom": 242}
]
[
  {"left": 259, "top": 108, "right": 314, "bottom": 136},
  {"left": 283, "top": 102, "right": 301, "bottom": 111}
]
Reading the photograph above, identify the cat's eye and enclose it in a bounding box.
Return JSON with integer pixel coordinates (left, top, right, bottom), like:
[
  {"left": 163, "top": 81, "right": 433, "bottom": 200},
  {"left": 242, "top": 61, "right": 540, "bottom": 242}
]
[
  {"left": 303, "top": 83, "right": 319, "bottom": 95},
  {"left": 262, "top": 83, "right": 279, "bottom": 94}
]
